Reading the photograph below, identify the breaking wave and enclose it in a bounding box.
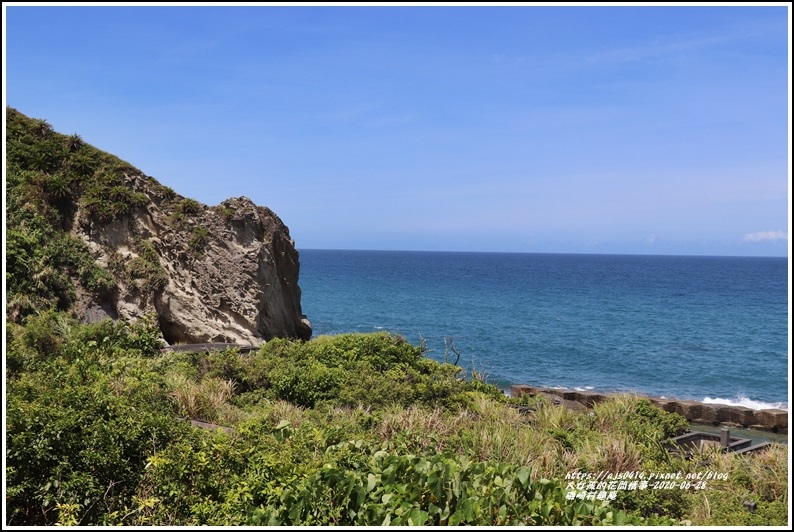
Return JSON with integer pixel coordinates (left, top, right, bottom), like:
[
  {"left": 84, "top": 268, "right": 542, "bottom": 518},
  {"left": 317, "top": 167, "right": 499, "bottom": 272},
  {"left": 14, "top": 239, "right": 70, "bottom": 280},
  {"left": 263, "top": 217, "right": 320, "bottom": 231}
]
[{"left": 702, "top": 395, "right": 787, "bottom": 411}]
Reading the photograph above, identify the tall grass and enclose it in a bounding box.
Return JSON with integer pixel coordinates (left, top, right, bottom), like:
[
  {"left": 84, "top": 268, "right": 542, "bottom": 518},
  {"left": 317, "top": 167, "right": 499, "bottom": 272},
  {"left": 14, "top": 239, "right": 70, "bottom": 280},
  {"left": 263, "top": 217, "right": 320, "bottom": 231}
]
[
  {"left": 165, "top": 373, "right": 235, "bottom": 423},
  {"left": 378, "top": 405, "right": 449, "bottom": 449},
  {"left": 684, "top": 444, "right": 789, "bottom": 525}
]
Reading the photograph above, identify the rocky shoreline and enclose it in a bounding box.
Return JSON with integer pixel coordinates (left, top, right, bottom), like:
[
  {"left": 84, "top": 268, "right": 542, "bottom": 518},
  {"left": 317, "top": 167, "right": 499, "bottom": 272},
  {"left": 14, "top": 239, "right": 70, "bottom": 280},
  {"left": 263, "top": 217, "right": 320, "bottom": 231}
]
[{"left": 510, "top": 385, "right": 788, "bottom": 435}]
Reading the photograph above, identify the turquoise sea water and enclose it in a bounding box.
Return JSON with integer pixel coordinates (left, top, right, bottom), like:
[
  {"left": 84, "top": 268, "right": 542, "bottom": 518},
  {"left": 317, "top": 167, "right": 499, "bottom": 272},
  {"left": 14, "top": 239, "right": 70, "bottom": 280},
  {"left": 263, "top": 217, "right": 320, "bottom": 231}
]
[{"left": 298, "top": 250, "right": 789, "bottom": 410}]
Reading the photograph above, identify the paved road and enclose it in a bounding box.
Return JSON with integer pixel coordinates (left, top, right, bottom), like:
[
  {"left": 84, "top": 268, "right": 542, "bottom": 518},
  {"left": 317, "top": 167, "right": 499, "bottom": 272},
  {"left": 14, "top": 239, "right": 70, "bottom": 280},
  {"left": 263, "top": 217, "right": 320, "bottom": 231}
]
[{"left": 160, "top": 342, "right": 258, "bottom": 354}]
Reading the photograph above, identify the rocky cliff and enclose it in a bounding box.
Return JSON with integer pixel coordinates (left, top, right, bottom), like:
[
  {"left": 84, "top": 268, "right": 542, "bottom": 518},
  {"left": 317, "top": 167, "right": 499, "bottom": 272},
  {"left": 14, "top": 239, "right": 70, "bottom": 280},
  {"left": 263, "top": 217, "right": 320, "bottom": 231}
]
[
  {"left": 6, "top": 107, "right": 311, "bottom": 345},
  {"left": 76, "top": 191, "right": 312, "bottom": 345}
]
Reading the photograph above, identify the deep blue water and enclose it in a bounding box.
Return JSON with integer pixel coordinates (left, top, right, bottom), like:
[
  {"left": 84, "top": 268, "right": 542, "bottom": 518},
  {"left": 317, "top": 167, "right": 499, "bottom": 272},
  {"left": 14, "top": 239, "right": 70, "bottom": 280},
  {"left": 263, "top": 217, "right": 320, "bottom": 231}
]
[{"left": 298, "top": 250, "right": 789, "bottom": 410}]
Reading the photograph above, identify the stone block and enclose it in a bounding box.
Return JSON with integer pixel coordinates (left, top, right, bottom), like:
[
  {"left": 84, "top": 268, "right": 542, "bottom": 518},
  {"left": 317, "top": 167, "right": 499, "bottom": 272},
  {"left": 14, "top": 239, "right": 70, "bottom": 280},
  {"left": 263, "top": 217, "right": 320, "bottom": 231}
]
[
  {"left": 685, "top": 403, "right": 717, "bottom": 424},
  {"left": 755, "top": 409, "right": 788, "bottom": 431},
  {"left": 715, "top": 405, "right": 754, "bottom": 426},
  {"left": 671, "top": 400, "right": 701, "bottom": 418}
]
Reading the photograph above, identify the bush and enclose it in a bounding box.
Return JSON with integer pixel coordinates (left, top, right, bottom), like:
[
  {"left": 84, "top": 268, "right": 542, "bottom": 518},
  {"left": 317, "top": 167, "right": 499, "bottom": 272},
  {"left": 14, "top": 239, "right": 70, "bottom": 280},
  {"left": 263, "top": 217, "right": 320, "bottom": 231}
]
[
  {"left": 249, "top": 439, "right": 677, "bottom": 526},
  {"left": 4, "top": 317, "right": 787, "bottom": 526},
  {"left": 5, "top": 353, "right": 184, "bottom": 525},
  {"left": 167, "top": 198, "right": 202, "bottom": 225},
  {"left": 188, "top": 227, "right": 211, "bottom": 254},
  {"left": 124, "top": 241, "right": 169, "bottom": 294}
]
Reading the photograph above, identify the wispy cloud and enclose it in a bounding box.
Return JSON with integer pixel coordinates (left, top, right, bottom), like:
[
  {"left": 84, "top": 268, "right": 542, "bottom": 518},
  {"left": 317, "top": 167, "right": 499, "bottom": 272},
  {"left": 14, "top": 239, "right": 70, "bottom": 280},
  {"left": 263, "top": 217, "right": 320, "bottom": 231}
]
[
  {"left": 585, "top": 18, "right": 782, "bottom": 67},
  {"left": 742, "top": 230, "right": 787, "bottom": 242},
  {"left": 586, "top": 34, "right": 726, "bottom": 65}
]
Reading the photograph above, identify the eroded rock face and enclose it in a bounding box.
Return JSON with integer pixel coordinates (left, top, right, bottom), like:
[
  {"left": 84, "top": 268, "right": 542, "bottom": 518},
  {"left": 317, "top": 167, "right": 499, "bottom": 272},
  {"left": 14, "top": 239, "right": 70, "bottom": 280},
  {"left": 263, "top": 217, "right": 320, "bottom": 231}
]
[{"left": 72, "top": 173, "right": 311, "bottom": 346}]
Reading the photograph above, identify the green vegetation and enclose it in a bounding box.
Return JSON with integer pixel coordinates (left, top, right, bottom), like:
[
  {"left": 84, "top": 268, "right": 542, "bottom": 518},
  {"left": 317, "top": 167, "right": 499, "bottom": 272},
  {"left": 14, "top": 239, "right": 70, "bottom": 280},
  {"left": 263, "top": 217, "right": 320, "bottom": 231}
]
[
  {"left": 107, "top": 241, "right": 169, "bottom": 295},
  {"left": 168, "top": 197, "right": 201, "bottom": 226},
  {"left": 5, "top": 108, "right": 787, "bottom": 525},
  {"left": 5, "top": 108, "right": 200, "bottom": 323},
  {"left": 5, "top": 207, "right": 117, "bottom": 320},
  {"left": 216, "top": 204, "right": 237, "bottom": 220},
  {"left": 188, "top": 227, "right": 211, "bottom": 255},
  {"left": 5, "top": 318, "right": 787, "bottom": 526},
  {"left": 5, "top": 107, "right": 146, "bottom": 321}
]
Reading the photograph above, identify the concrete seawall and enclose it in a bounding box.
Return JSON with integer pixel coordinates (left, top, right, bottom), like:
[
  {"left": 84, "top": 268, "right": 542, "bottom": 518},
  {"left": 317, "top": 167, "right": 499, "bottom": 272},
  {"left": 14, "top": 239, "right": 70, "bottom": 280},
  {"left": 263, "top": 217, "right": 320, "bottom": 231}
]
[{"left": 510, "top": 385, "right": 788, "bottom": 435}]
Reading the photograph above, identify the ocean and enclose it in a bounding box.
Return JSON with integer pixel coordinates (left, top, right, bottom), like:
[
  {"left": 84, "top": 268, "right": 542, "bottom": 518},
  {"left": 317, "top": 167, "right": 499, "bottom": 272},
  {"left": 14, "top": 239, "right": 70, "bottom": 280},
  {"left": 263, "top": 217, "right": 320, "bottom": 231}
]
[{"left": 297, "top": 250, "right": 789, "bottom": 411}]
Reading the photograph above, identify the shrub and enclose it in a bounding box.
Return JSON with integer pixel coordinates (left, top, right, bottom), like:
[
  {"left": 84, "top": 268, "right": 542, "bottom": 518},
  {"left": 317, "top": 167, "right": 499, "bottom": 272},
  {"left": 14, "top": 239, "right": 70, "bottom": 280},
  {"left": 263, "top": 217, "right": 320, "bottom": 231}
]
[
  {"left": 270, "top": 362, "right": 344, "bottom": 408},
  {"left": 177, "top": 198, "right": 200, "bottom": 215},
  {"left": 249, "top": 439, "right": 676, "bottom": 526},
  {"left": 188, "top": 227, "right": 211, "bottom": 254},
  {"left": 168, "top": 198, "right": 201, "bottom": 225},
  {"left": 166, "top": 373, "right": 236, "bottom": 422},
  {"left": 64, "top": 133, "right": 83, "bottom": 152},
  {"left": 217, "top": 205, "right": 236, "bottom": 219},
  {"left": 82, "top": 166, "right": 147, "bottom": 221},
  {"left": 5, "top": 352, "right": 185, "bottom": 525},
  {"left": 126, "top": 241, "right": 168, "bottom": 294},
  {"left": 4, "top": 308, "right": 786, "bottom": 526}
]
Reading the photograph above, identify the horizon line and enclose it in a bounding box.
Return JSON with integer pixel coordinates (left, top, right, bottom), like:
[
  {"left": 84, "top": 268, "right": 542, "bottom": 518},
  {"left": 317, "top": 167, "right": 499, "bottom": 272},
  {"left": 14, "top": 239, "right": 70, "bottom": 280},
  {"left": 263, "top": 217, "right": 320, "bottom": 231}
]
[{"left": 297, "top": 247, "right": 789, "bottom": 260}]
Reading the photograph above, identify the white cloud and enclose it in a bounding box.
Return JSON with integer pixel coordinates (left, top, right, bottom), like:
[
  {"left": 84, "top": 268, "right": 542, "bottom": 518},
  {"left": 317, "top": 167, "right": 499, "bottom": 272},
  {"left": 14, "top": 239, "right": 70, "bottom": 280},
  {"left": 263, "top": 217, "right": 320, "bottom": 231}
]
[{"left": 742, "top": 230, "right": 787, "bottom": 242}]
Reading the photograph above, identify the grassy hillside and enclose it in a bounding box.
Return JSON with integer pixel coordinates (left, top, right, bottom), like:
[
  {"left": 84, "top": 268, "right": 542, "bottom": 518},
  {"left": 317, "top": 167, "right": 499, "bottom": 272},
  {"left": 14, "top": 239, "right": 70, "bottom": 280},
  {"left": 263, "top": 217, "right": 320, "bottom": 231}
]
[
  {"left": 4, "top": 109, "right": 788, "bottom": 526},
  {"left": 5, "top": 107, "right": 178, "bottom": 322},
  {"left": 6, "top": 315, "right": 788, "bottom": 526}
]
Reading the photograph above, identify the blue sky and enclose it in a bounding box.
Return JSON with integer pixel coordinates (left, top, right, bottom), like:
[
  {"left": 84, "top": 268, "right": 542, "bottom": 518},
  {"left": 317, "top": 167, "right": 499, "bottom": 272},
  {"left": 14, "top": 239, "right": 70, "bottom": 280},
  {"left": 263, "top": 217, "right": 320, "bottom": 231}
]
[{"left": 3, "top": 4, "right": 791, "bottom": 256}]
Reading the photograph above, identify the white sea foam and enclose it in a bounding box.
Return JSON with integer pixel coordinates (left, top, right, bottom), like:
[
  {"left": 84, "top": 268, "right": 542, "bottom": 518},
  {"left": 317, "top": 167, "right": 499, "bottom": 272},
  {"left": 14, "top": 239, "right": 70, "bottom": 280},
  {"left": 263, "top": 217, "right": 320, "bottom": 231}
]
[{"left": 702, "top": 396, "right": 788, "bottom": 411}]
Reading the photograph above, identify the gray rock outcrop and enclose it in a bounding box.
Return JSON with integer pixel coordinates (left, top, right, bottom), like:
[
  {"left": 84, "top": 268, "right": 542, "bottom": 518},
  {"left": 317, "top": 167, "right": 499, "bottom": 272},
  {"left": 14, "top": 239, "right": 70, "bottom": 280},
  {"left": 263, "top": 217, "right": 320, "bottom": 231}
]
[{"left": 72, "top": 172, "right": 311, "bottom": 346}]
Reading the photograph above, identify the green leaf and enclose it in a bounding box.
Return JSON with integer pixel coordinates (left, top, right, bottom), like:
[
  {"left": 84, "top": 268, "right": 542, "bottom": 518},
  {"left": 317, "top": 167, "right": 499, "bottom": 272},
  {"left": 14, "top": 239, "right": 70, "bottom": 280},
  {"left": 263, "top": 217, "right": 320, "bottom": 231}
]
[
  {"left": 458, "top": 496, "right": 479, "bottom": 523},
  {"left": 451, "top": 475, "right": 461, "bottom": 499},
  {"left": 408, "top": 509, "right": 428, "bottom": 526},
  {"left": 288, "top": 500, "right": 303, "bottom": 523},
  {"left": 516, "top": 467, "right": 530, "bottom": 487}
]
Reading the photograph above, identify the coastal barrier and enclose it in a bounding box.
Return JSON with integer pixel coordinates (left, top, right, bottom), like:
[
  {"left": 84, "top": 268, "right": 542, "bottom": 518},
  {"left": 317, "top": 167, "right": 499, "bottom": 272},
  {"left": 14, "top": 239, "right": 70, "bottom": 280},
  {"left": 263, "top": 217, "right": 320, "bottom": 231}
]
[{"left": 510, "top": 385, "right": 788, "bottom": 435}]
